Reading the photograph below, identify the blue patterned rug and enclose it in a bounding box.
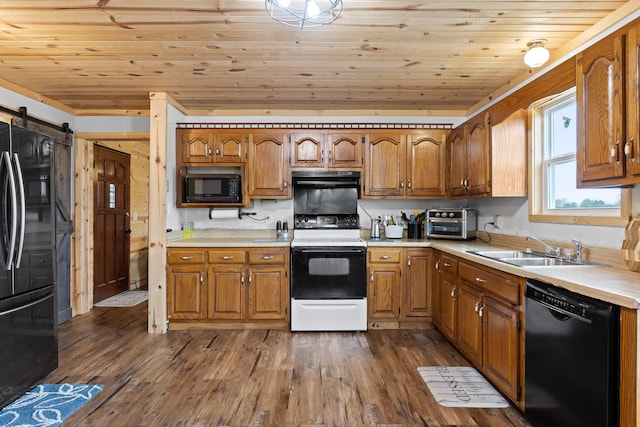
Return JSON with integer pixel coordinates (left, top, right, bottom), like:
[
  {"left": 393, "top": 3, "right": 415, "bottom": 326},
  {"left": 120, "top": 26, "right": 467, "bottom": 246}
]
[{"left": 0, "top": 384, "right": 103, "bottom": 426}]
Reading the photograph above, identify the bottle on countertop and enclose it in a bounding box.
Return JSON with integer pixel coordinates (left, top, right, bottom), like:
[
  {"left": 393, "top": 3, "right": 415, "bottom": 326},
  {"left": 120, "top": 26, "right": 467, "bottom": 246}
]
[
  {"left": 282, "top": 221, "right": 289, "bottom": 240},
  {"left": 276, "top": 220, "right": 282, "bottom": 240}
]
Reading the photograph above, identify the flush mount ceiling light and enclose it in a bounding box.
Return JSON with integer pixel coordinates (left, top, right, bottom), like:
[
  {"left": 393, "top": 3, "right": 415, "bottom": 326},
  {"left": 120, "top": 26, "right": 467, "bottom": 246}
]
[
  {"left": 524, "top": 39, "right": 550, "bottom": 68},
  {"left": 265, "top": 0, "right": 343, "bottom": 29}
]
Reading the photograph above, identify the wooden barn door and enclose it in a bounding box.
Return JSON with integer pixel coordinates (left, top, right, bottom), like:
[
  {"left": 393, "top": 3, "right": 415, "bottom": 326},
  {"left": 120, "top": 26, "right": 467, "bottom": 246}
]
[{"left": 94, "top": 146, "right": 131, "bottom": 303}]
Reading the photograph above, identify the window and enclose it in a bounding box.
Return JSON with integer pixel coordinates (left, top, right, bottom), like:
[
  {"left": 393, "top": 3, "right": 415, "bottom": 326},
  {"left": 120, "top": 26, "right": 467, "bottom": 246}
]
[{"left": 530, "top": 88, "right": 630, "bottom": 226}]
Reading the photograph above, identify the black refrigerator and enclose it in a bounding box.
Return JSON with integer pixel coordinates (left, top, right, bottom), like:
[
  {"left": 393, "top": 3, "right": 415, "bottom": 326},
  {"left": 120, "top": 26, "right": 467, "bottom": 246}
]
[{"left": 0, "top": 121, "right": 57, "bottom": 408}]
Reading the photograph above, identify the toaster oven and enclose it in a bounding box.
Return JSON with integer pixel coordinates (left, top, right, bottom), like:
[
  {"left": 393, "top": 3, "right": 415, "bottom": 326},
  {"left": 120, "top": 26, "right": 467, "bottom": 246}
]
[{"left": 426, "top": 208, "right": 476, "bottom": 240}]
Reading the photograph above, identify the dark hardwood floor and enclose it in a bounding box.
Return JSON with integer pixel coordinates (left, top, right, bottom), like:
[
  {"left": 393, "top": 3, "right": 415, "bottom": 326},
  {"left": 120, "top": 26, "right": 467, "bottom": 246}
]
[{"left": 48, "top": 303, "right": 531, "bottom": 426}]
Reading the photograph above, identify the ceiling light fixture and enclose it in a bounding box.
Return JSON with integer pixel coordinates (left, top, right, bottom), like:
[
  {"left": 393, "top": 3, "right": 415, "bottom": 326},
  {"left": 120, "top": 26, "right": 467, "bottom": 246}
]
[
  {"left": 265, "top": 0, "right": 343, "bottom": 29},
  {"left": 524, "top": 39, "right": 550, "bottom": 68}
]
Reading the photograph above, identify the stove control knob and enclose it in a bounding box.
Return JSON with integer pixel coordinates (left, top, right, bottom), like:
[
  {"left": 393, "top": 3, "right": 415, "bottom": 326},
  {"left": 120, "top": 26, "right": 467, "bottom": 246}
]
[{"left": 448, "top": 212, "right": 454, "bottom": 218}]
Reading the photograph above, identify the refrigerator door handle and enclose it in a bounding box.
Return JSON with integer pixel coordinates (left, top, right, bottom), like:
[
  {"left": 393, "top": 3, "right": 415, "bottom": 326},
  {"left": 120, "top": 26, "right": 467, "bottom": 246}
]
[
  {"left": 3, "top": 151, "right": 17, "bottom": 271},
  {"left": 0, "top": 292, "right": 54, "bottom": 317},
  {"left": 12, "top": 153, "right": 25, "bottom": 268}
]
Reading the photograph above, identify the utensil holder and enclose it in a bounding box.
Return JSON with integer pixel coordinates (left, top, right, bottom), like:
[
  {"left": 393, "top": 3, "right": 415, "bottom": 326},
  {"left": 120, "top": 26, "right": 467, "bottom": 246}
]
[
  {"left": 385, "top": 225, "right": 403, "bottom": 239},
  {"left": 407, "top": 223, "right": 422, "bottom": 239}
]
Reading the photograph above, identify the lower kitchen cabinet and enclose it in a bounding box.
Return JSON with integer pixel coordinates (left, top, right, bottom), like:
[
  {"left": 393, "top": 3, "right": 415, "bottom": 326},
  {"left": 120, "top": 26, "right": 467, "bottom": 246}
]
[
  {"left": 167, "top": 247, "right": 289, "bottom": 328},
  {"left": 167, "top": 249, "right": 207, "bottom": 320},
  {"left": 482, "top": 295, "right": 519, "bottom": 401},
  {"left": 402, "top": 248, "right": 432, "bottom": 319},
  {"left": 457, "top": 282, "right": 483, "bottom": 366},
  {"left": 433, "top": 253, "right": 523, "bottom": 406},
  {"left": 367, "top": 247, "right": 432, "bottom": 327},
  {"left": 434, "top": 252, "right": 459, "bottom": 342},
  {"left": 368, "top": 248, "right": 402, "bottom": 322}
]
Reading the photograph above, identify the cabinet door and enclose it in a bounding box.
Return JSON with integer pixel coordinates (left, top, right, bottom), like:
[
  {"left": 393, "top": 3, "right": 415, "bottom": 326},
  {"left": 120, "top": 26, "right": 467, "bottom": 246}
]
[
  {"left": 466, "top": 113, "right": 491, "bottom": 196},
  {"left": 214, "top": 132, "right": 246, "bottom": 163},
  {"left": 326, "top": 132, "right": 364, "bottom": 168},
  {"left": 406, "top": 131, "right": 447, "bottom": 198},
  {"left": 364, "top": 132, "right": 404, "bottom": 196},
  {"left": 367, "top": 265, "right": 401, "bottom": 319},
  {"left": 248, "top": 266, "right": 288, "bottom": 320},
  {"left": 167, "top": 265, "right": 206, "bottom": 320},
  {"left": 577, "top": 31, "right": 625, "bottom": 184},
  {"left": 449, "top": 127, "right": 467, "bottom": 196},
  {"left": 290, "top": 132, "right": 325, "bottom": 168},
  {"left": 431, "top": 253, "right": 442, "bottom": 327},
  {"left": 490, "top": 110, "right": 528, "bottom": 196},
  {"left": 248, "top": 132, "right": 290, "bottom": 198},
  {"left": 208, "top": 265, "right": 245, "bottom": 320},
  {"left": 483, "top": 296, "right": 520, "bottom": 402},
  {"left": 403, "top": 249, "right": 431, "bottom": 319},
  {"left": 179, "top": 129, "right": 214, "bottom": 164},
  {"left": 439, "top": 274, "right": 457, "bottom": 342},
  {"left": 457, "top": 282, "right": 483, "bottom": 366},
  {"left": 627, "top": 25, "right": 640, "bottom": 176}
]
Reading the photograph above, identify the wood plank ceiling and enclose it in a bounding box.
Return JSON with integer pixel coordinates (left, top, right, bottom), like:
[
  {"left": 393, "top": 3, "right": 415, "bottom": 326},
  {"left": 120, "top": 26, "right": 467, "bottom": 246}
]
[{"left": 0, "top": 1, "right": 631, "bottom": 115}]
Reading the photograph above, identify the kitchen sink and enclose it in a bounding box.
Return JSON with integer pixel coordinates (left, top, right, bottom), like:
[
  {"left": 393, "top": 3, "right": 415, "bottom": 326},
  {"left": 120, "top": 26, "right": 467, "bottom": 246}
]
[{"left": 467, "top": 250, "right": 607, "bottom": 268}]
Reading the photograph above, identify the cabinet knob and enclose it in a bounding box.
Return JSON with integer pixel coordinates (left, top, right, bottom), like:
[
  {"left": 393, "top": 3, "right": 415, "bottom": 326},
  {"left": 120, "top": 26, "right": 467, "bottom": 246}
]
[
  {"left": 215, "top": 148, "right": 220, "bottom": 156},
  {"left": 407, "top": 180, "right": 412, "bottom": 190},
  {"left": 478, "top": 305, "right": 485, "bottom": 318},
  {"left": 180, "top": 256, "right": 193, "bottom": 260},
  {"left": 379, "top": 255, "right": 392, "bottom": 259},
  {"left": 241, "top": 272, "right": 245, "bottom": 286},
  {"left": 475, "top": 276, "right": 487, "bottom": 284},
  {"left": 450, "top": 286, "right": 456, "bottom": 298},
  {"left": 220, "top": 255, "right": 234, "bottom": 260},
  {"left": 400, "top": 180, "right": 404, "bottom": 189},
  {"left": 262, "top": 255, "right": 274, "bottom": 260}
]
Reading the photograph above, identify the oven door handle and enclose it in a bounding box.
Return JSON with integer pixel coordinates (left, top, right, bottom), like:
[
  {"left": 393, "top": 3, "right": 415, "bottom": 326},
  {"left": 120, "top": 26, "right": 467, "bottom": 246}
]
[
  {"left": 428, "top": 218, "right": 461, "bottom": 224},
  {"left": 292, "top": 247, "right": 365, "bottom": 254}
]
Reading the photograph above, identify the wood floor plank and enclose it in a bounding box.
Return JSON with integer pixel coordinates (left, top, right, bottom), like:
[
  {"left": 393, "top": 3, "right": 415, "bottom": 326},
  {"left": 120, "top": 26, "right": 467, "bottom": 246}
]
[{"left": 48, "top": 303, "right": 531, "bottom": 426}]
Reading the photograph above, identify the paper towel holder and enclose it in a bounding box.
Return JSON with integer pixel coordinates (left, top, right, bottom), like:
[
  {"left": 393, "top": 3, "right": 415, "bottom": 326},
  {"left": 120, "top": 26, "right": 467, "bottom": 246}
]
[{"left": 209, "top": 208, "right": 256, "bottom": 220}]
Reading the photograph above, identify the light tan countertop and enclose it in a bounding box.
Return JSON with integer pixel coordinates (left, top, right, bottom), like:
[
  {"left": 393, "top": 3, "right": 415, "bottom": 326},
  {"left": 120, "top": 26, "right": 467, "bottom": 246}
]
[{"left": 166, "top": 230, "right": 640, "bottom": 309}]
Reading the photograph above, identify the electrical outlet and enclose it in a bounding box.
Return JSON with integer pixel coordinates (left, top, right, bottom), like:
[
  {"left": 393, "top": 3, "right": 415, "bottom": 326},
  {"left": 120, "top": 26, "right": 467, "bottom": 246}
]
[{"left": 493, "top": 215, "right": 502, "bottom": 229}]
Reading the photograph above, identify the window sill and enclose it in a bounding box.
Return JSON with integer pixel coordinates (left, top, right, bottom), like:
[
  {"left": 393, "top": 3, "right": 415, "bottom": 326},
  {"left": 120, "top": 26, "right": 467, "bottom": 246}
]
[{"left": 529, "top": 214, "right": 630, "bottom": 227}]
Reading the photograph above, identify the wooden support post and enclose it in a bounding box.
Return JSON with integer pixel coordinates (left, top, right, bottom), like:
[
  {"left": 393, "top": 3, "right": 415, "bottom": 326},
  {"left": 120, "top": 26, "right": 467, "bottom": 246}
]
[{"left": 148, "top": 92, "right": 168, "bottom": 333}]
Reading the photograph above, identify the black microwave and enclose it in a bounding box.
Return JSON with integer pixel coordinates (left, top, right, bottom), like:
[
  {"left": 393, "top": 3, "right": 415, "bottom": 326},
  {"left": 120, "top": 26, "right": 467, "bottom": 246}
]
[{"left": 184, "top": 174, "right": 242, "bottom": 203}]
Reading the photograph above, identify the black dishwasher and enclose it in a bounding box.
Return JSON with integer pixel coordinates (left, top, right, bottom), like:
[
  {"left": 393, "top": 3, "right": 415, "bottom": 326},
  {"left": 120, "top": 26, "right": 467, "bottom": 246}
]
[{"left": 525, "top": 279, "right": 619, "bottom": 427}]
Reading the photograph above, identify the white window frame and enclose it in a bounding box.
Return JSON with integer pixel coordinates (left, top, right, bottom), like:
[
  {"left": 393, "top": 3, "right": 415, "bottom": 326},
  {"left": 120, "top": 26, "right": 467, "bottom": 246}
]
[{"left": 529, "top": 88, "right": 631, "bottom": 226}]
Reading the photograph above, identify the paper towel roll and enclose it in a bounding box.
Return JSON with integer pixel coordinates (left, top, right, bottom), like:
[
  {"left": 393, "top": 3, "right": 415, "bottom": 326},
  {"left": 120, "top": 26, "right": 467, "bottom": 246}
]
[{"left": 209, "top": 208, "right": 239, "bottom": 220}]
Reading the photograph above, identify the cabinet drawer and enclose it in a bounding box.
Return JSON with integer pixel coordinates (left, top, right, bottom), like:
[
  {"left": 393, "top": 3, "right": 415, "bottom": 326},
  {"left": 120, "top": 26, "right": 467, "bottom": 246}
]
[
  {"left": 439, "top": 254, "right": 459, "bottom": 275},
  {"left": 368, "top": 248, "right": 401, "bottom": 263},
  {"left": 207, "top": 249, "right": 247, "bottom": 264},
  {"left": 168, "top": 249, "right": 206, "bottom": 264},
  {"left": 459, "top": 261, "right": 519, "bottom": 305},
  {"left": 249, "top": 249, "right": 286, "bottom": 265}
]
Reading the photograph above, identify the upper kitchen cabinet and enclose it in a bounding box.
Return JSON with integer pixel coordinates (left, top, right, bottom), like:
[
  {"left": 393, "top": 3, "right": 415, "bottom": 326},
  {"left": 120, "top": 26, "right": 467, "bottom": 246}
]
[
  {"left": 248, "top": 131, "right": 290, "bottom": 199},
  {"left": 290, "top": 131, "right": 364, "bottom": 170},
  {"left": 577, "top": 23, "right": 640, "bottom": 187},
  {"left": 363, "top": 130, "right": 447, "bottom": 198},
  {"left": 490, "top": 109, "right": 528, "bottom": 197},
  {"left": 364, "top": 131, "right": 404, "bottom": 197},
  {"left": 406, "top": 130, "right": 447, "bottom": 198},
  {"left": 177, "top": 129, "right": 247, "bottom": 166},
  {"left": 451, "top": 111, "right": 526, "bottom": 198},
  {"left": 450, "top": 113, "right": 491, "bottom": 197}
]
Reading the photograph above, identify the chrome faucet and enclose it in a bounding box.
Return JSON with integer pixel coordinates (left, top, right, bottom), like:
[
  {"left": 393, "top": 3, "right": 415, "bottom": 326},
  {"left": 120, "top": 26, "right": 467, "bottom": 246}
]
[
  {"left": 526, "top": 236, "right": 561, "bottom": 256},
  {"left": 571, "top": 239, "right": 583, "bottom": 263}
]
